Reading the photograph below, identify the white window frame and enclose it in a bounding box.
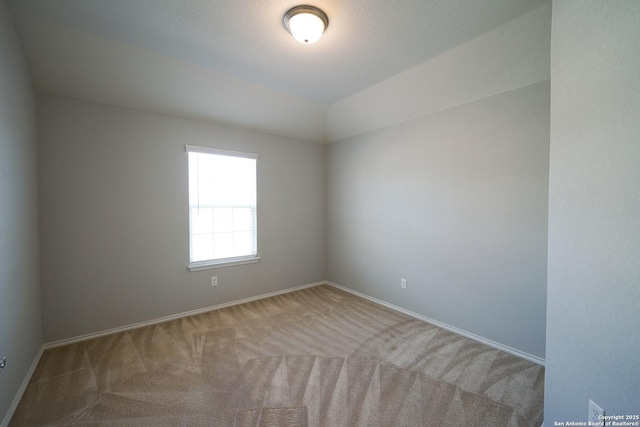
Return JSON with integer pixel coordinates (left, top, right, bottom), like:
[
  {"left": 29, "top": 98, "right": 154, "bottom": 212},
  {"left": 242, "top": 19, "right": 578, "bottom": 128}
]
[{"left": 186, "top": 145, "right": 260, "bottom": 271}]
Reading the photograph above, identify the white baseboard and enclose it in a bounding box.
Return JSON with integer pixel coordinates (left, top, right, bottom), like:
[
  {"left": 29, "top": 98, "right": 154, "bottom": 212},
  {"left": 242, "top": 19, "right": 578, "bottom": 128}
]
[
  {"left": 326, "top": 281, "right": 545, "bottom": 366},
  {"left": 3, "top": 281, "right": 325, "bottom": 425},
  {"left": 1, "top": 345, "right": 44, "bottom": 427},
  {"left": 45, "top": 280, "right": 545, "bottom": 365},
  {"left": 44, "top": 281, "right": 326, "bottom": 349},
  {"left": 4, "top": 280, "right": 543, "bottom": 425}
]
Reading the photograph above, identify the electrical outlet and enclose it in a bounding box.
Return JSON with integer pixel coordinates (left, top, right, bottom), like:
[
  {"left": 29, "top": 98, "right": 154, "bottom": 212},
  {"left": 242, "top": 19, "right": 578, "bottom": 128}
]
[
  {"left": 589, "top": 399, "right": 605, "bottom": 426},
  {"left": 0, "top": 357, "right": 6, "bottom": 371},
  {"left": 400, "top": 278, "right": 407, "bottom": 290},
  {"left": 211, "top": 276, "right": 218, "bottom": 286}
]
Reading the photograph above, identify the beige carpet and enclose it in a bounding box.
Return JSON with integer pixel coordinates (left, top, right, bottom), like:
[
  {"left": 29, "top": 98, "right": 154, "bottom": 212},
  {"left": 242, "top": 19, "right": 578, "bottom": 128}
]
[{"left": 10, "top": 284, "right": 544, "bottom": 426}]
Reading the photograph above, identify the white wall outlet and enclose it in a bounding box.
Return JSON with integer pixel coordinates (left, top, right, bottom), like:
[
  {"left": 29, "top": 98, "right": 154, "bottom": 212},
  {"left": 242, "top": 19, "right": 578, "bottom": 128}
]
[
  {"left": 589, "top": 399, "right": 605, "bottom": 425},
  {"left": 400, "top": 278, "right": 407, "bottom": 290},
  {"left": 211, "top": 276, "right": 218, "bottom": 286}
]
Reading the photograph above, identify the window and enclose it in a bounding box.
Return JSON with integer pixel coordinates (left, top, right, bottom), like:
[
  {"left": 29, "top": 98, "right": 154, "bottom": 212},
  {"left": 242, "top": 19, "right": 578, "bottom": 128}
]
[{"left": 186, "top": 145, "right": 259, "bottom": 270}]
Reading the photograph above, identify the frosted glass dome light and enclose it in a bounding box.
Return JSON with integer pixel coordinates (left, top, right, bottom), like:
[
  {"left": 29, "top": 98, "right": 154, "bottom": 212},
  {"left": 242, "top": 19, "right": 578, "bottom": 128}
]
[{"left": 284, "top": 5, "right": 329, "bottom": 44}]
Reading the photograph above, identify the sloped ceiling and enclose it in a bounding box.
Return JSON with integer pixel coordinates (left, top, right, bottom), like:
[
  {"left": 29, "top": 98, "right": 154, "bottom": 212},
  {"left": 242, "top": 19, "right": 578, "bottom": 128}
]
[{"left": 8, "top": 0, "right": 549, "bottom": 142}]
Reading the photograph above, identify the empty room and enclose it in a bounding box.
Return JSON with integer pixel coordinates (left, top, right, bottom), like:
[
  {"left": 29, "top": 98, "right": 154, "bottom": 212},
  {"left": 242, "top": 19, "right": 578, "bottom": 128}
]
[{"left": 1, "top": 0, "right": 638, "bottom": 426}]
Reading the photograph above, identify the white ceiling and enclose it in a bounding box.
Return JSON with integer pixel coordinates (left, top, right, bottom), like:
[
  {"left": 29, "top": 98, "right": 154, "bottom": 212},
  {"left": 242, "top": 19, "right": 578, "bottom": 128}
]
[{"left": 8, "top": 0, "right": 549, "bottom": 142}]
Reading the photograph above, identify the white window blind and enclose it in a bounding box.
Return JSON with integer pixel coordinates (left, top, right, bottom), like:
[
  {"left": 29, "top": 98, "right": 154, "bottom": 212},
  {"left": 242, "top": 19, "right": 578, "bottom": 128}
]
[{"left": 186, "top": 145, "right": 258, "bottom": 270}]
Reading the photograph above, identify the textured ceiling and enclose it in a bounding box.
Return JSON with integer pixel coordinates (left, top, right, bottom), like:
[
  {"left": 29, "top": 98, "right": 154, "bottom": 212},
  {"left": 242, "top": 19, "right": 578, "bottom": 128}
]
[{"left": 9, "top": 0, "right": 548, "bottom": 104}]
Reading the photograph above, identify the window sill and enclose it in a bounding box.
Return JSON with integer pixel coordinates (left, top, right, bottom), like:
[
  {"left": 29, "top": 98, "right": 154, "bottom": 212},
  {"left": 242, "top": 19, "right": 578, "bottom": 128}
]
[{"left": 188, "top": 256, "right": 261, "bottom": 271}]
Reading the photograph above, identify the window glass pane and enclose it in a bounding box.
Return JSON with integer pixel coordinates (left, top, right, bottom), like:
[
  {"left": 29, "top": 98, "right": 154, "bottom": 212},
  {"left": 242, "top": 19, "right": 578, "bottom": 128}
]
[
  {"left": 188, "top": 154, "right": 200, "bottom": 204},
  {"left": 192, "top": 234, "right": 213, "bottom": 262},
  {"left": 213, "top": 208, "right": 233, "bottom": 232},
  {"left": 213, "top": 232, "right": 234, "bottom": 259},
  {"left": 233, "top": 208, "right": 253, "bottom": 231},
  {"left": 233, "top": 231, "right": 253, "bottom": 256},
  {"left": 187, "top": 148, "right": 257, "bottom": 264},
  {"left": 191, "top": 207, "right": 213, "bottom": 234}
]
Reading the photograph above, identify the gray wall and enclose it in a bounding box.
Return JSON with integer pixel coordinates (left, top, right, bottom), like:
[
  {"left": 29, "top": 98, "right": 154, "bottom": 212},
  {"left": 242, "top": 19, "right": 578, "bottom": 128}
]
[
  {"left": 0, "top": 0, "right": 42, "bottom": 422},
  {"left": 545, "top": 0, "right": 640, "bottom": 422},
  {"left": 37, "top": 94, "right": 325, "bottom": 342},
  {"left": 326, "top": 3, "right": 552, "bottom": 142},
  {"left": 327, "top": 80, "right": 550, "bottom": 359}
]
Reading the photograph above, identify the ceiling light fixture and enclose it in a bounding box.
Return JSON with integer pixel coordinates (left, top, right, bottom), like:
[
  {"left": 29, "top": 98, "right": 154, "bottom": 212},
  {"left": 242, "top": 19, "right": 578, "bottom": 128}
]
[{"left": 283, "top": 5, "right": 329, "bottom": 44}]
